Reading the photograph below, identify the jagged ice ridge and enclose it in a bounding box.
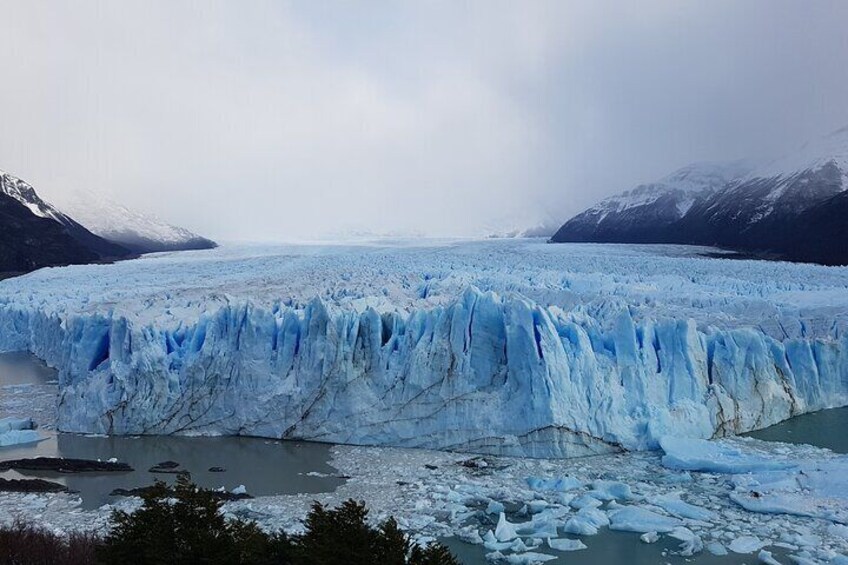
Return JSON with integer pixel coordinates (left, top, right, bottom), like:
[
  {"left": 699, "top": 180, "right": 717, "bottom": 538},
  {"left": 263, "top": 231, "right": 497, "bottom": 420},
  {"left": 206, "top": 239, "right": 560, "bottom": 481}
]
[{"left": 0, "top": 240, "right": 845, "bottom": 458}]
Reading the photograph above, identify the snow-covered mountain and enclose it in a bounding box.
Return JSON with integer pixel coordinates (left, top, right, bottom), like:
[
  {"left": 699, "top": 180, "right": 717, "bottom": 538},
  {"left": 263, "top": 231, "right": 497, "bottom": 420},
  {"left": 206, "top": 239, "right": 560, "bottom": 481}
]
[
  {"left": 677, "top": 126, "right": 848, "bottom": 254},
  {"left": 552, "top": 126, "right": 848, "bottom": 265},
  {"left": 486, "top": 222, "right": 560, "bottom": 239},
  {"left": 551, "top": 161, "right": 752, "bottom": 244},
  {"left": 50, "top": 190, "right": 216, "bottom": 254},
  {"left": 1, "top": 170, "right": 73, "bottom": 225},
  {"left": 0, "top": 170, "right": 129, "bottom": 275}
]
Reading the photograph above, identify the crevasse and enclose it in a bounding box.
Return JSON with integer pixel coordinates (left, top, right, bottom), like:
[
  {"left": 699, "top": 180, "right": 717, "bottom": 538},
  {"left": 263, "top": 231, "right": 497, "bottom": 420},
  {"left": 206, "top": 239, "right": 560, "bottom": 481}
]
[{"left": 0, "top": 286, "right": 845, "bottom": 458}]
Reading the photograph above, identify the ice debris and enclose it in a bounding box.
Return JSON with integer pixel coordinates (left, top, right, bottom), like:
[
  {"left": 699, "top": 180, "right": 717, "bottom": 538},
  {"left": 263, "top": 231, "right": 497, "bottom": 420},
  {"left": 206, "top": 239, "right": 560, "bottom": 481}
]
[{"left": 0, "top": 417, "right": 41, "bottom": 447}]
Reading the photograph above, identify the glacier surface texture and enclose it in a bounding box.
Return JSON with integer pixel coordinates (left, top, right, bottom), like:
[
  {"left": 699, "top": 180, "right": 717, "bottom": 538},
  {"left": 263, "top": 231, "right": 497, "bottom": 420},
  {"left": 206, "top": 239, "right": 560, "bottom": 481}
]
[{"left": 0, "top": 240, "right": 846, "bottom": 458}]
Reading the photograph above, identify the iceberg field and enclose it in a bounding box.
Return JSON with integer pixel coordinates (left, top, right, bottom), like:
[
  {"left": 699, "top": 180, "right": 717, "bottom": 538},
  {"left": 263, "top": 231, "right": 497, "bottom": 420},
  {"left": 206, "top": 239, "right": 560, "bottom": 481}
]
[
  {"left": 3, "top": 437, "right": 848, "bottom": 563},
  {"left": 0, "top": 239, "right": 846, "bottom": 457}
]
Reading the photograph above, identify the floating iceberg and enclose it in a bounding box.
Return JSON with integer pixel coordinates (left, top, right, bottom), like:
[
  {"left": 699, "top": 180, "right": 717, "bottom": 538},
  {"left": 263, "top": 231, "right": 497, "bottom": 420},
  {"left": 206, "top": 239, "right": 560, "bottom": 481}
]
[
  {"left": 607, "top": 506, "right": 682, "bottom": 533},
  {"left": 659, "top": 436, "right": 797, "bottom": 474},
  {"left": 525, "top": 477, "right": 582, "bottom": 492},
  {"left": 0, "top": 417, "right": 34, "bottom": 433},
  {"left": 646, "top": 493, "right": 716, "bottom": 521},
  {"left": 728, "top": 535, "right": 767, "bottom": 554},
  {"left": 0, "top": 240, "right": 846, "bottom": 458},
  {"left": 660, "top": 436, "right": 848, "bottom": 525},
  {"left": 562, "top": 507, "right": 608, "bottom": 536},
  {"left": 0, "top": 417, "right": 41, "bottom": 447},
  {"left": 546, "top": 537, "right": 586, "bottom": 551}
]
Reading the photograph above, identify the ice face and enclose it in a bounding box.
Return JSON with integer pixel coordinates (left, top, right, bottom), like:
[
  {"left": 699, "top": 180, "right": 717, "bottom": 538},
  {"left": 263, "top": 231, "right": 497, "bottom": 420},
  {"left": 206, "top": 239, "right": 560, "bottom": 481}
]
[{"left": 0, "top": 240, "right": 846, "bottom": 458}]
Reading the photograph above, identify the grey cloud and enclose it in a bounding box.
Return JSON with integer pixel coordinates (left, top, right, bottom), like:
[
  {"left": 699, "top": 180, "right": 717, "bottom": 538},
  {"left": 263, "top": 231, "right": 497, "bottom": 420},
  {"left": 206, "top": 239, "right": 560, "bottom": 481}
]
[{"left": 1, "top": 0, "right": 846, "bottom": 240}]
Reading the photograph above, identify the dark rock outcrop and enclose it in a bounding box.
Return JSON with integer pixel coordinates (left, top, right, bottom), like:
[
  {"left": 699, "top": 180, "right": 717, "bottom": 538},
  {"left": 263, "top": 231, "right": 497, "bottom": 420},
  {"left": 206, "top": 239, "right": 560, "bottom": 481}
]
[
  {"left": 0, "top": 170, "right": 131, "bottom": 276},
  {"left": 0, "top": 457, "right": 133, "bottom": 473}
]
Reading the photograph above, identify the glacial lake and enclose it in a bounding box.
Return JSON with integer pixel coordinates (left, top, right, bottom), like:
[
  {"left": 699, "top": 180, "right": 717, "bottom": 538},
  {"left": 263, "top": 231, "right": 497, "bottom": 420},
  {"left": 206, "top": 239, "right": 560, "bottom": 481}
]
[
  {"left": 0, "top": 352, "right": 343, "bottom": 509},
  {"left": 745, "top": 406, "right": 848, "bottom": 453}
]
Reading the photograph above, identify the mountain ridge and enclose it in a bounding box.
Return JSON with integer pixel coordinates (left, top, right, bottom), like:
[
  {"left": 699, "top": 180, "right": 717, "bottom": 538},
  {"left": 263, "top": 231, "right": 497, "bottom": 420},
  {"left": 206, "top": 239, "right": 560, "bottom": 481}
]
[
  {"left": 0, "top": 170, "right": 131, "bottom": 275},
  {"left": 551, "top": 127, "right": 848, "bottom": 265},
  {"left": 49, "top": 189, "right": 217, "bottom": 254}
]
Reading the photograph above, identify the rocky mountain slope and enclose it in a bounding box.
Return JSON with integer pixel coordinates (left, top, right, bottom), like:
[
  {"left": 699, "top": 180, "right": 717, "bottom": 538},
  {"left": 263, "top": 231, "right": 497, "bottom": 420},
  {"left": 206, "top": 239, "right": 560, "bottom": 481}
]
[
  {"left": 0, "top": 171, "right": 130, "bottom": 276},
  {"left": 551, "top": 161, "right": 752, "bottom": 244},
  {"left": 552, "top": 127, "right": 848, "bottom": 265},
  {"left": 51, "top": 189, "right": 216, "bottom": 254}
]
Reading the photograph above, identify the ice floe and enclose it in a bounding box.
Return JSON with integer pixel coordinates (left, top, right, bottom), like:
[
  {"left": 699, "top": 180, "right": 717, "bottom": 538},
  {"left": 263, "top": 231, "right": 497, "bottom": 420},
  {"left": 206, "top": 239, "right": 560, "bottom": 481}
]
[{"left": 0, "top": 417, "right": 41, "bottom": 447}]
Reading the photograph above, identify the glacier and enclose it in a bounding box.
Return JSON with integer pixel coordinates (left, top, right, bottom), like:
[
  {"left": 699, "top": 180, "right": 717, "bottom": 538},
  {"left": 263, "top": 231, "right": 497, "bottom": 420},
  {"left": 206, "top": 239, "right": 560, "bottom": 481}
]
[{"left": 0, "top": 239, "right": 846, "bottom": 458}]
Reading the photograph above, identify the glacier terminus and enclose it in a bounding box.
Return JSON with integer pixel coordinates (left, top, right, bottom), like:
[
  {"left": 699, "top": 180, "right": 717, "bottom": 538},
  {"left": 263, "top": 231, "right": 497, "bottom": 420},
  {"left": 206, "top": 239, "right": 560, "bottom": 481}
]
[{"left": 0, "top": 239, "right": 846, "bottom": 459}]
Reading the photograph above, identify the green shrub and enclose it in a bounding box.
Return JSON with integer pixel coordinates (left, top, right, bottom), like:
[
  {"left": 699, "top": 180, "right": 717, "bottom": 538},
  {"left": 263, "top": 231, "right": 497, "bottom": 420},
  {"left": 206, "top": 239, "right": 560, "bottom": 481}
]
[
  {"left": 288, "top": 499, "right": 458, "bottom": 565},
  {"left": 96, "top": 475, "right": 291, "bottom": 564},
  {"left": 0, "top": 520, "right": 99, "bottom": 565},
  {"left": 94, "top": 475, "right": 458, "bottom": 565}
]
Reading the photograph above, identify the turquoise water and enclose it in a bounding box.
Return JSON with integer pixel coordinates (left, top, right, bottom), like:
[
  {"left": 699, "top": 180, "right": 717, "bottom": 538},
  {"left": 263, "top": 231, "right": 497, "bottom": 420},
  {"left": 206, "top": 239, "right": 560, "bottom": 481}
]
[
  {"left": 745, "top": 407, "right": 848, "bottom": 453},
  {"left": 0, "top": 431, "right": 344, "bottom": 509}
]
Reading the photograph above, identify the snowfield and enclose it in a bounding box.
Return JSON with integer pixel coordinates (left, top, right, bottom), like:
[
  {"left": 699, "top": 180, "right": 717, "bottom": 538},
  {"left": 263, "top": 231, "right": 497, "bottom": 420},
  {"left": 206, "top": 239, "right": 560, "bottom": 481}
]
[{"left": 0, "top": 239, "right": 846, "bottom": 457}]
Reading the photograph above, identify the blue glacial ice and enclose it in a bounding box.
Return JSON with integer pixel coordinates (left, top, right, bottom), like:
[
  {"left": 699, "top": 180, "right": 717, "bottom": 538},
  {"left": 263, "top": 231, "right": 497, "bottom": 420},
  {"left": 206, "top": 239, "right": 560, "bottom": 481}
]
[
  {"left": 645, "top": 493, "right": 717, "bottom": 521},
  {"left": 607, "top": 506, "right": 682, "bottom": 533},
  {"left": 0, "top": 239, "right": 846, "bottom": 458},
  {"left": 659, "top": 436, "right": 797, "bottom": 473},
  {"left": 525, "top": 477, "right": 582, "bottom": 492},
  {"left": 660, "top": 435, "right": 848, "bottom": 524},
  {"left": 0, "top": 417, "right": 41, "bottom": 447},
  {"left": 546, "top": 538, "right": 586, "bottom": 552}
]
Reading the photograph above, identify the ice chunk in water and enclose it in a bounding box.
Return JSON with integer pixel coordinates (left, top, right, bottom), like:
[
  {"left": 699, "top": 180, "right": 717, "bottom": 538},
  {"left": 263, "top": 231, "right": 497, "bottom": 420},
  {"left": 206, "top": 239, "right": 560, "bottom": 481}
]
[
  {"left": 504, "top": 553, "right": 557, "bottom": 564},
  {"left": 640, "top": 531, "right": 659, "bottom": 544},
  {"left": 659, "top": 436, "right": 795, "bottom": 474},
  {"left": 608, "top": 506, "right": 682, "bottom": 533},
  {"left": 547, "top": 538, "right": 587, "bottom": 551},
  {"left": 648, "top": 493, "right": 717, "bottom": 521},
  {"left": 526, "top": 477, "right": 583, "bottom": 492},
  {"left": 757, "top": 550, "right": 782, "bottom": 565},
  {"left": 0, "top": 417, "right": 41, "bottom": 446},
  {"left": 495, "top": 512, "right": 520, "bottom": 542},
  {"left": 562, "top": 507, "right": 609, "bottom": 536},
  {"left": 0, "top": 429, "right": 41, "bottom": 447},
  {"left": 728, "top": 535, "right": 767, "bottom": 554}
]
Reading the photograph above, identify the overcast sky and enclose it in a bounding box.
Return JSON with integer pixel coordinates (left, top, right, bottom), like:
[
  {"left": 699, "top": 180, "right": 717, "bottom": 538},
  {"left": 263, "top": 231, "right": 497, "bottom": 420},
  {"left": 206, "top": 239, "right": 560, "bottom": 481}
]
[{"left": 1, "top": 1, "right": 847, "bottom": 241}]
